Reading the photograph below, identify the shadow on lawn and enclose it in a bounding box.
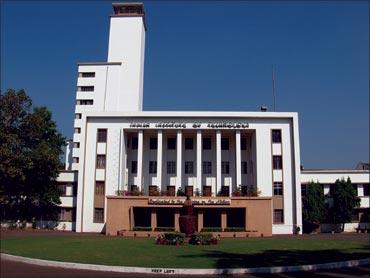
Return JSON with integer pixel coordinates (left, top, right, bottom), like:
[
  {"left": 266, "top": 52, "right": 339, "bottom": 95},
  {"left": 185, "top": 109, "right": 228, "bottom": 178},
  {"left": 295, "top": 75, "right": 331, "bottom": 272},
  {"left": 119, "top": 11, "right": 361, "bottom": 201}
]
[{"left": 179, "top": 246, "right": 370, "bottom": 271}]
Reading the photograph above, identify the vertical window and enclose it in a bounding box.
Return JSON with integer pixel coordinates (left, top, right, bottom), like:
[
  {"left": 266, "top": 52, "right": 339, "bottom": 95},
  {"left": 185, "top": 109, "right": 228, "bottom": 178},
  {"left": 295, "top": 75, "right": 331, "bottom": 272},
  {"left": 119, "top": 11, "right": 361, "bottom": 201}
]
[
  {"left": 363, "top": 184, "right": 370, "bottom": 196},
  {"left": 185, "top": 138, "right": 193, "bottom": 150},
  {"left": 131, "top": 161, "right": 137, "bottom": 174},
  {"left": 273, "top": 182, "right": 283, "bottom": 195},
  {"left": 352, "top": 184, "right": 358, "bottom": 196},
  {"left": 167, "top": 138, "right": 176, "bottom": 150},
  {"left": 96, "top": 155, "right": 106, "bottom": 169},
  {"left": 97, "top": 129, "right": 107, "bottom": 143},
  {"left": 221, "top": 161, "right": 230, "bottom": 174},
  {"left": 242, "top": 161, "right": 248, "bottom": 174},
  {"left": 132, "top": 137, "right": 138, "bottom": 149},
  {"left": 272, "top": 130, "right": 282, "bottom": 143},
  {"left": 202, "top": 161, "right": 212, "bottom": 174},
  {"left": 241, "top": 138, "right": 247, "bottom": 150},
  {"left": 59, "top": 208, "right": 72, "bottom": 222},
  {"left": 203, "top": 138, "right": 212, "bottom": 150},
  {"left": 273, "top": 209, "right": 284, "bottom": 224},
  {"left": 301, "top": 184, "right": 307, "bottom": 197},
  {"left": 167, "top": 161, "right": 176, "bottom": 174},
  {"left": 149, "top": 161, "right": 157, "bottom": 174},
  {"left": 185, "top": 161, "right": 193, "bottom": 174},
  {"left": 94, "top": 208, "right": 104, "bottom": 223},
  {"left": 58, "top": 184, "right": 67, "bottom": 196},
  {"left": 95, "top": 181, "right": 105, "bottom": 195},
  {"left": 150, "top": 138, "right": 157, "bottom": 150},
  {"left": 221, "top": 138, "right": 229, "bottom": 150},
  {"left": 273, "top": 155, "right": 282, "bottom": 169}
]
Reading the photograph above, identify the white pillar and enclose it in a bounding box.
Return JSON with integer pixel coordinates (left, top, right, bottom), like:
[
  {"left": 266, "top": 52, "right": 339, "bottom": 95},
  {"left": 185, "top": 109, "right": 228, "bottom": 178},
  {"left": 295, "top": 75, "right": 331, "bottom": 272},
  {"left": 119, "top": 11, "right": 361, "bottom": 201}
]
[
  {"left": 235, "top": 130, "right": 242, "bottom": 192},
  {"left": 157, "top": 130, "right": 163, "bottom": 190},
  {"left": 137, "top": 130, "right": 144, "bottom": 191},
  {"left": 216, "top": 130, "right": 222, "bottom": 195},
  {"left": 176, "top": 130, "right": 183, "bottom": 191},
  {"left": 119, "top": 129, "right": 127, "bottom": 191},
  {"left": 196, "top": 130, "right": 202, "bottom": 193}
]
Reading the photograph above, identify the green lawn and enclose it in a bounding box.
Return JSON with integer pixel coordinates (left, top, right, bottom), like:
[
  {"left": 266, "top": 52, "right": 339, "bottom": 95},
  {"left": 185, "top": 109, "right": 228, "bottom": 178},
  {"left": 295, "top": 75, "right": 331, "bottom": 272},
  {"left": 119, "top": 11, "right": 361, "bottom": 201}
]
[{"left": 1, "top": 236, "right": 369, "bottom": 268}]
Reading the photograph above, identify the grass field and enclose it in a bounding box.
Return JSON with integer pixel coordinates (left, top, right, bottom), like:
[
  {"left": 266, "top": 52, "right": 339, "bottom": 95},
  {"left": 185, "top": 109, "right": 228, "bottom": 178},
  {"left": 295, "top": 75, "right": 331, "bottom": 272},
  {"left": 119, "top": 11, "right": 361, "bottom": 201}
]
[{"left": 1, "top": 236, "right": 369, "bottom": 268}]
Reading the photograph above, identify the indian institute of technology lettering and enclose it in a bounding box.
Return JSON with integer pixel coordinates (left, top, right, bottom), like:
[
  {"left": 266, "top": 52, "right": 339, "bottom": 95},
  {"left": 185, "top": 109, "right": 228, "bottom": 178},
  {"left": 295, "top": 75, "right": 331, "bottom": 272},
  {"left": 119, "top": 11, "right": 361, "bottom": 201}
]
[{"left": 55, "top": 2, "right": 369, "bottom": 236}]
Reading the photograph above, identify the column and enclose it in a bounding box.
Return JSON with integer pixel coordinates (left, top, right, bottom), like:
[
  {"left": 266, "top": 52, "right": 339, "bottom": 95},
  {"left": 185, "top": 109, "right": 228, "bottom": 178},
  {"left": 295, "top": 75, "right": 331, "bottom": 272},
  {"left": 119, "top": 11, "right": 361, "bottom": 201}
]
[
  {"left": 221, "top": 210, "right": 227, "bottom": 231},
  {"left": 216, "top": 130, "right": 222, "bottom": 194},
  {"left": 130, "top": 207, "right": 135, "bottom": 230},
  {"left": 119, "top": 129, "right": 127, "bottom": 191},
  {"left": 157, "top": 130, "right": 163, "bottom": 190},
  {"left": 151, "top": 208, "right": 157, "bottom": 230},
  {"left": 196, "top": 130, "right": 202, "bottom": 193},
  {"left": 197, "top": 210, "right": 203, "bottom": 232},
  {"left": 174, "top": 209, "right": 180, "bottom": 232},
  {"left": 235, "top": 130, "right": 242, "bottom": 192},
  {"left": 137, "top": 130, "right": 144, "bottom": 191},
  {"left": 176, "top": 130, "right": 183, "bottom": 190}
]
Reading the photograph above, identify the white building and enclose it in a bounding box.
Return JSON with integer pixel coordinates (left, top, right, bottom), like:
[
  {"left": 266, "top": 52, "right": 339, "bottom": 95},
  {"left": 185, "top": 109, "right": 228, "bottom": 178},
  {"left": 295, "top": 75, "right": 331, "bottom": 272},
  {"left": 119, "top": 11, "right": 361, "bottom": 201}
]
[{"left": 57, "top": 2, "right": 369, "bottom": 235}]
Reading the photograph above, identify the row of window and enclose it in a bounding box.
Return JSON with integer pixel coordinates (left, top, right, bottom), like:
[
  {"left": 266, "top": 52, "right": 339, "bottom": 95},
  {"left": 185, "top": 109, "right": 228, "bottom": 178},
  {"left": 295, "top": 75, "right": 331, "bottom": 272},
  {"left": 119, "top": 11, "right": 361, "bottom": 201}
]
[
  {"left": 130, "top": 160, "right": 249, "bottom": 175},
  {"left": 301, "top": 183, "right": 370, "bottom": 197}
]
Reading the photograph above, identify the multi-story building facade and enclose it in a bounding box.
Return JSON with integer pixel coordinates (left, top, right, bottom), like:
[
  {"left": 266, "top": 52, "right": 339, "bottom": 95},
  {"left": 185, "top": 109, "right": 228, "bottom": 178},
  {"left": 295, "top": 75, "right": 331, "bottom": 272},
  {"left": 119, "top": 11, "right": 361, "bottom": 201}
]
[{"left": 57, "top": 2, "right": 369, "bottom": 235}]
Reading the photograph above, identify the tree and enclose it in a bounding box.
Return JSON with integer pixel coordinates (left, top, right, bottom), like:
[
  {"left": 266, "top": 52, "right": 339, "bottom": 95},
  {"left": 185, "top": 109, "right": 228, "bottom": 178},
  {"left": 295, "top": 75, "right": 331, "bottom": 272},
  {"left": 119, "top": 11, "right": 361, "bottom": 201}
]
[
  {"left": 0, "top": 89, "right": 65, "bottom": 222},
  {"left": 329, "top": 177, "right": 360, "bottom": 231},
  {"left": 302, "top": 181, "right": 326, "bottom": 233}
]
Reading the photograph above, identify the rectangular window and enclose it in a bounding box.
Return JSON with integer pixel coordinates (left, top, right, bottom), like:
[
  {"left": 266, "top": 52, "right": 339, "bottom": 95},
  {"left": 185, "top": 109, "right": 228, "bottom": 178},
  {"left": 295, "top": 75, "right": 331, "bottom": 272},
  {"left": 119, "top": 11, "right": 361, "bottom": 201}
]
[
  {"left": 58, "top": 184, "right": 67, "bottom": 196},
  {"left": 273, "top": 155, "right": 283, "bottom": 169},
  {"left": 273, "top": 182, "right": 283, "bottom": 195},
  {"left": 242, "top": 161, "right": 248, "bottom": 174},
  {"left": 203, "top": 138, "right": 212, "bottom": 150},
  {"left": 78, "top": 86, "right": 94, "bottom": 92},
  {"left": 167, "top": 138, "right": 176, "bottom": 150},
  {"left": 352, "top": 184, "right": 358, "bottom": 196},
  {"left": 94, "top": 208, "right": 104, "bottom": 223},
  {"left": 149, "top": 161, "right": 157, "bottom": 174},
  {"left": 241, "top": 138, "right": 247, "bottom": 150},
  {"left": 73, "top": 142, "right": 80, "bottom": 148},
  {"left": 132, "top": 137, "right": 138, "bottom": 150},
  {"left": 364, "top": 184, "right": 370, "bottom": 196},
  {"left": 95, "top": 181, "right": 105, "bottom": 195},
  {"left": 73, "top": 157, "right": 79, "bottom": 163},
  {"left": 150, "top": 137, "right": 157, "bottom": 150},
  {"left": 74, "top": 128, "right": 81, "bottom": 134},
  {"left": 202, "top": 161, "right": 212, "bottom": 174},
  {"left": 221, "top": 161, "right": 230, "bottom": 174},
  {"left": 131, "top": 161, "right": 137, "bottom": 174},
  {"left": 97, "top": 129, "right": 107, "bottom": 143},
  {"left": 221, "top": 138, "right": 229, "bottom": 150},
  {"left": 272, "top": 130, "right": 282, "bottom": 143},
  {"left": 301, "top": 184, "right": 307, "bottom": 197},
  {"left": 273, "top": 209, "right": 284, "bottom": 224},
  {"left": 96, "top": 155, "right": 106, "bottom": 169},
  {"left": 59, "top": 208, "right": 72, "bottom": 222},
  {"left": 79, "top": 72, "right": 95, "bottom": 78},
  {"left": 76, "top": 99, "right": 93, "bottom": 105},
  {"left": 185, "top": 161, "right": 194, "bottom": 174},
  {"left": 167, "top": 161, "right": 176, "bottom": 174},
  {"left": 185, "top": 138, "right": 193, "bottom": 150},
  {"left": 75, "top": 113, "right": 82, "bottom": 119}
]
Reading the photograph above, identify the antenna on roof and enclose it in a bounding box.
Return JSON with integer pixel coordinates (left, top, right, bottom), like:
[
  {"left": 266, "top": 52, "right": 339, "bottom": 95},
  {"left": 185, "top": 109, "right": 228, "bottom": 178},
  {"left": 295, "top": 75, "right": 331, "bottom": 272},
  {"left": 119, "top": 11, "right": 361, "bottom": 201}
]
[{"left": 272, "top": 65, "right": 276, "bottom": 112}]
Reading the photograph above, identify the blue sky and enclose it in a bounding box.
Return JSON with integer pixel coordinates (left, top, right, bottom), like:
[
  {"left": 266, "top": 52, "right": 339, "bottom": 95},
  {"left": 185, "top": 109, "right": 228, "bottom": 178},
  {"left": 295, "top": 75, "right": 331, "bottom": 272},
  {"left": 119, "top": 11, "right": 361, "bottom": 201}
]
[{"left": 1, "top": 1, "right": 369, "bottom": 169}]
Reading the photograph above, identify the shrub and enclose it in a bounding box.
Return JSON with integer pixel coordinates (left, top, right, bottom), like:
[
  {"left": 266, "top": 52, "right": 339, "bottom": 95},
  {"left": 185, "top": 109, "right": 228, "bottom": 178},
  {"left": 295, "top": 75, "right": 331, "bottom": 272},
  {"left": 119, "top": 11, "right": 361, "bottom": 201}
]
[
  {"left": 132, "top": 226, "right": 152, "bottom": 231},
  {"left": 189, "top": 233, "right": 219, "bottom": 245},
  {"left": 155, "top": 232, "right": 185, "bottom": 245},
  {"left": 224, "top": 227, "right": 245, "bottom": 232},
  {"left": 154, "top": 227, "right": 175, "bottom": 232},
  {"left": 201, "top": 227, "right": 222, "bottom": 232}
]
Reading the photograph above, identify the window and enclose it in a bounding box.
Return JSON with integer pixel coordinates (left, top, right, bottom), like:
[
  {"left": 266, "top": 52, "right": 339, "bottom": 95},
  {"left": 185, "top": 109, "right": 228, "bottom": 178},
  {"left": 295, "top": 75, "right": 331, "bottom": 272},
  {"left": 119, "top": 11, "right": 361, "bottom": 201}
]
[
  {"left": 273, "top": 209, "right": 284, "bottom": 224},
  {"left": 301, "top": 184, "right": 307, "bottom": 197},
  {"left": 167, "top": 161, "right": 176, "bottom": 174},
  {"left": 80, "top": 72, "right": 95, "bottom": 78},
  {"left": 73, "top": 142, "right": 80, "bottom": 148},
  {"left": 150, "top": 137, "right": 157, "bottom": 150},
  {"left": 75, "top": 113, "right": 82, "bottom": 119},
  {"left": 167, "top": 138, "right": 176, "bottom": 150},
  {"left": 202, "top": 161, "right": 212, "bottom": 174},
  {"left": 185, "top": 161, "right": 193, "bottom": 174},
  {"left": 58, "top": 184, "right": 67, "bottom": 196},
  {"left": 272, "top": 130, "right": 282, "bottom": 143},
  {"left": 185, "top": 138, "right": 193, "bottom": 150},
  {"left": 73, "top": 157, "right": 79, "bottom": 163},
  {"left": 74, "top": 128, "right": 81, "bottom": 134},
  {"left": 131, "top": 161, "right": 137, "bottom": 174},
  {"left": 97, "top": 129, "right": 107, "bottom": 143},
  {"left": 221, "top": 161, "right": 230, "bottom": 174},
  {"left": 78, "top": 86, "right": 94, "bottom": 92},
  {"left": 95, "top": 181, "right": 105, "bottom": 195},
  {"left": 149, "top": 161, "right": 157, "bottom": 174},
  {"left": 242, "top": 161, "right": 248, "bottom": 174},
  {"left": 241, "top": 138, "right": 247, "bottom": 150},
  {"left": 76, "top": 99, "right": 93, "bottom": 105},
  {"left": 273, "top": 155, "right": 282, "bottom": 169},
  {"left": 203, "top": 138, "right": 212, "bottom": 150},
  {"left": 94, "top": 208, "right": 104, "bottom": 223},
  {"left": 352, "top": 184, "right": 358, "bottom": 196},
  {"left": 96, "top": 155, "right": 106, "bottom": 169},
  {"left": 59, "top": 208, "right": 72, "bottom": 222},
  {"left": 273, "top": 182, "right": 283, "bottom": 195},
  {"left": 364, "top": 184, "right": 370, "bottom": 196},
  {"left": 221, "top": 138, "right": 229, "bottom": 150},
  {"left": 132, "top": 137, "right": 138, "bottom": 149}
]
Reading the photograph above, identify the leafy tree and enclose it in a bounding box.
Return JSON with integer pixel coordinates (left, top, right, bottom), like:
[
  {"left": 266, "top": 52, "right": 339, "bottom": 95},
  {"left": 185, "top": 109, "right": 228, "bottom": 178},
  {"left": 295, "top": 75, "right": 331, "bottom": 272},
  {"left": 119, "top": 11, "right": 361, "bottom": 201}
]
[
  {"left": 0, "top": 89, "right": 65, "bottom": 222},
  {"left": 329, "top": 177, "right": 360, "bottom": 231},
  {"left": 302, "top": 181, "right": 326, "bottom": 233}
]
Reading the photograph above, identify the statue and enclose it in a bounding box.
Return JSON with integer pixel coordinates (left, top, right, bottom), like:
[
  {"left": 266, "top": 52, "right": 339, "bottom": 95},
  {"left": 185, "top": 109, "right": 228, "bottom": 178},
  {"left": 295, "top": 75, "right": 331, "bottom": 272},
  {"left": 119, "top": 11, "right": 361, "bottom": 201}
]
[{"left": 179, "top": 195, "right": 197, "bottom": 236}]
